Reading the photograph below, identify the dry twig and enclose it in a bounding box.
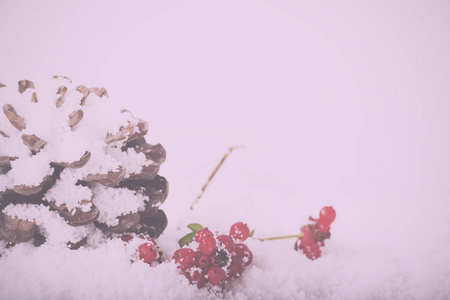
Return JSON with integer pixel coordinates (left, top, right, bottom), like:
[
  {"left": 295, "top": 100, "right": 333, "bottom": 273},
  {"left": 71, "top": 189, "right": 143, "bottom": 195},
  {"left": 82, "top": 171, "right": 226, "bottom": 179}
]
[{"left": 190, "top": 146, "right": 242, "bottom": 210}]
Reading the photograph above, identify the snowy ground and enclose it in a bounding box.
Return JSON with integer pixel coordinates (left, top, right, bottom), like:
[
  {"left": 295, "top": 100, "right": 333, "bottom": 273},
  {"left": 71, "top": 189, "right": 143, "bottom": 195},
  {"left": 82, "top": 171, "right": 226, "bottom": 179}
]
[{"left": 1, "top": 1, "right": 450, "bottom": 299}]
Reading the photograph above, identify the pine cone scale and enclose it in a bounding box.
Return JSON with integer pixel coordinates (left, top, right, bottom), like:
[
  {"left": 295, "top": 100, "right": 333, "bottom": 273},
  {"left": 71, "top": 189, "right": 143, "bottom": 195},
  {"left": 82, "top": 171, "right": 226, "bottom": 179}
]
[
  {"left": 105, "top": 122, "right": 134, "bottom": 144},
  {"left": 76, "top": 85, "right": 90, "bottom": 106},
  {"left": 56, "top": 85, "right": 67, "bottom": 107},
  {"left": 0, "top": 213, "right": 37, "bottom": 243},
  {"left": 13, "top": 175, "right": 53, "bottom": 196},
  {"left": 53, "top": 151, "right": 91, "bottom": 169},
  {"left": 0, "top": 78, "right": 169, "bottom": 247},
  {"left": 127, "top": 164, "right": 160, "bottom": 181},
  {"left": 60, "top": 205, "right": 100, "bottom": 227},
  {"left": 3, "top": 104, "right": 26, "bottom": 131},
  {"left": 68, "top": 109, "right": 84, "bottom": 128},
  {"left": 21, "top": 134, "right": 47, "bottom": 153},
  {"left": 18, "top": 80, "right": 35, "bottom": 94},
  {"left": 82, "top": 166, "right": 126, "bottom": 187},
  {"left": 0, "top": 156, "right": 17, "bottom": 167},
  {"left": 109, "top": 212, "right": 140, "bottom": 233}
]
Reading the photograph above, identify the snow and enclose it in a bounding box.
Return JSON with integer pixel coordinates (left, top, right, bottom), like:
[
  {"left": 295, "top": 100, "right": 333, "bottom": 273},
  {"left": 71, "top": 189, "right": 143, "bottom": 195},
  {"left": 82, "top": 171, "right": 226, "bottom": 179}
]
[
  {"left": 43, "top": 169, "right": 93, "bottom": 212},
  {"left": 92, "top": 185, "right": 147, "bottom": 226},
  {"left": 9, "top": 155, "right": 54, "bottom": 186},
  {"left": 3, "top": 204, "right": 91, "bottom": 246},
  {"left": 107, "top": 146, "right": 152, "bottom": 179},
  {"left": 1, "top": 0, "right": 450, "bottom": 299}
]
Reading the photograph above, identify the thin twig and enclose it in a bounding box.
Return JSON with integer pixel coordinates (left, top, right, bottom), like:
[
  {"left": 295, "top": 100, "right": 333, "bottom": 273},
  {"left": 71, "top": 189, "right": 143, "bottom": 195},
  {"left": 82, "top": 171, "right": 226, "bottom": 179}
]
[
  {"left": 190, "top": 146, "right": 242, "bottom": 210},
  {"left": 255, "top": 233, "right": 304, "bottom": 242}
]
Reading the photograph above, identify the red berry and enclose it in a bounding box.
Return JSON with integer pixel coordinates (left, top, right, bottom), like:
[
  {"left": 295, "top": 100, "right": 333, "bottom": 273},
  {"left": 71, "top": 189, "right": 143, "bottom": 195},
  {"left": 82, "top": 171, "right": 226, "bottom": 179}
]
[
  {"left": 138, "top": 242, "right": 158, "bottom": 264},
  {"left": 234, "top": 243, "right": 253, "bottom": 267},
  {"left": 300, "top": 226, "right": 314, "bottom": 247},
  {"left": 198, "top": 235, "right": 217, "bottom": 257},
  {"left": 228, "top": 257, "right": 244, "bottom": 279},
  {"left": 194, "top": 228, "right": 213, "bottom": 243},
  {"left": 319, "top": 206, "right": 336, "bottom": 226},
  {"left": 229, "top": 222, "right": 250, "bottom": 241},
  {"left": 217, "top": 234, "right": 235, "bottom": 253},
  {"left": 196, "top": 277, "right": 207, "bottom": 288},
  {"left": 185, "top": 268, "right": 207, "bottom": 288},
  {"left": 172, "top": 248, "right": 198, "bottom": 270},
  {"left": 120, "top": 234, "right": 133, "bottom": 243},
  {"left": 207, "top": 265, "right": 227, "bottom": 286},
  {"left": 317, "top": 222, "right": 330, "bottom": 233},
  {"left": 302, "top": 242, "right": 321, "bottom": 260},
  {"left": 198, "top": 255, "right": 211, "bottom": 269},
  {"left": 193, "top": 271, "right": 207, "bottom": 288}
]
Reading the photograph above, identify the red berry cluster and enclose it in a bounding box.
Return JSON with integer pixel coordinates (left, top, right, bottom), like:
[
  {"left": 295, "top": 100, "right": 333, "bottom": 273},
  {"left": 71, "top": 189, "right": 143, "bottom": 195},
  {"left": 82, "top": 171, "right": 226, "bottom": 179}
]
[
  {"left": 295, "top": 206, "right": 336, "bottom": 260},
  {"left": 121, "top": 234, "right": 161, "bottom": 265},
  {"left": 172, "top": 222, "right": 253, "bottom": 288}
]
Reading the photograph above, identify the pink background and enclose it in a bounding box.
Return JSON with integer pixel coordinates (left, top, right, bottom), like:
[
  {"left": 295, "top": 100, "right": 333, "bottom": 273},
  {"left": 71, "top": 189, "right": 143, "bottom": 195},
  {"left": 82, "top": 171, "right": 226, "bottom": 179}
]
[{"left": 1, "top": 1, "right": 449, "bottom": 298}]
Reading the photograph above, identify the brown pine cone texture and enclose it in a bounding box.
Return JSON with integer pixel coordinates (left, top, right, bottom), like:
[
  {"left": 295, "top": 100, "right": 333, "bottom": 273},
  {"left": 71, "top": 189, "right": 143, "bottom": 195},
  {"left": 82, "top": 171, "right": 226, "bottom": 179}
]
[{"left": 0, "top": 78, "right": 168, "bottom": 248}]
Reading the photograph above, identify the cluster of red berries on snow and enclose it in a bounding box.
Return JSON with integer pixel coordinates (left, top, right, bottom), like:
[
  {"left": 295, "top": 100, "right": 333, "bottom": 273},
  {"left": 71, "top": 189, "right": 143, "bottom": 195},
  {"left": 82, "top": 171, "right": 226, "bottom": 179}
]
[
  {"left": 172, "top": 222, "right": 253, "bottom": 288},
  {"left": 121, "top": 234, "right": 161, "bottom": 265},
  {"left": 116, "top": 205, "right": 335, "bottom": 292},
  {"left": 295, "top": 206, "right": 336, "bottom": 260}
]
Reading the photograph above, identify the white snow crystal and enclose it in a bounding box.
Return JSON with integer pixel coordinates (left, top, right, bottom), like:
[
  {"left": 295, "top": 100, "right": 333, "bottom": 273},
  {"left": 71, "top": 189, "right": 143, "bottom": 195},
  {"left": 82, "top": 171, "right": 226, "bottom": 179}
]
[
  {"left": 92, "top": 185, "right": 148, "bottom": 226},
  {"left": 2, "top": 204, "right": 90, "bottom": 246},
  {"left": 43, "top": 169, "right": 93, "bottom": 212}
]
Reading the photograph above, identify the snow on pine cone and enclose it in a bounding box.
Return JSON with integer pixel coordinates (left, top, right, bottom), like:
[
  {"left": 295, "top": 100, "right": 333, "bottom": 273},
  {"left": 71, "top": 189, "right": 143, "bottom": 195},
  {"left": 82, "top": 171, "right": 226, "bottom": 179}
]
[{"left": 0, "top": 77, "right": 168, "bottom": 248}]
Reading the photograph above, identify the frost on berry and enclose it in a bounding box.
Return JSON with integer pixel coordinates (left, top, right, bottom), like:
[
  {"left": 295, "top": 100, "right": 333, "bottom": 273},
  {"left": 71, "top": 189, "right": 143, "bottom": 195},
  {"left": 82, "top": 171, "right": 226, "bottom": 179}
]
[
  {"left": 302, "top": 242, "right": 321, "bottom": 260},
  {"left": 217, "top": 234, "right": 235, "bottom": 253},
  {"left": 207, "top": 265, "right": 227, "bottom": 286},
  {"left": 172, "top": 248, "right": 198, "bottom": 271},
  {"left": 121, "top": 234, "right": 160, "bottom": 265},
  {"left": 194, "top": 227, "right": 213, "bottom": 243},
  {"left": 235, "top": 243, "right": 253, "bottom": 267},
  {"left": 228, "top": 257, "right": 244, "bottom": 279},
  {"left": 173, "top": 222, "right": 254, "bottom": 290},
  {"left": 185, "top": 267, "right": 207, "bottom": 288},
  {"left": 229, "top": 222, "right": 250, "bottom": 241},
  {"left": 0, "top": 78, "right": 169, "bottom": 247},
  {"left": 295, "top": 206, "right": 336, "bottom": 260},
  {"left": 138, "top": 241, "right": 158, "bottom": 264},
  {"left": 198, "top": 235, "right": 216, "bottom": 256}
]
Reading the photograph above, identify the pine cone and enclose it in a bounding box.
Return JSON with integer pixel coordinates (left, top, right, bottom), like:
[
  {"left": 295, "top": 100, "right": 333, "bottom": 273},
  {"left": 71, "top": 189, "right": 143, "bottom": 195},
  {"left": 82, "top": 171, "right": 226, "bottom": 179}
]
[{"left": 0, "top": 78, "right": 168, "bottom": 247}]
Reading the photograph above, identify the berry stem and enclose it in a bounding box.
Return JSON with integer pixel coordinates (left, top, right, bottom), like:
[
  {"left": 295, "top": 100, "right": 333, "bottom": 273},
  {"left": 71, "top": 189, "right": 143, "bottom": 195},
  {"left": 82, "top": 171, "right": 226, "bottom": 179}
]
[{"left": 255, "top": 233, "right": 304, "bottom": 241}]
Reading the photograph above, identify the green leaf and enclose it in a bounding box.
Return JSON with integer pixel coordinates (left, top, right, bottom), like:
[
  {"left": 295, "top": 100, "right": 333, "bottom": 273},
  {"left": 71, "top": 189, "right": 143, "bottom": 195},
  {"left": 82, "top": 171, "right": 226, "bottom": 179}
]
[
  {"left": 178, "top": 232, "right": 196, "bottom": 248},
  {"left": 249, "top": 228, "right": 255, "bottom": 237},
  {"left": 186, "top": 223, "right": 203, "bottom": 232}
]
